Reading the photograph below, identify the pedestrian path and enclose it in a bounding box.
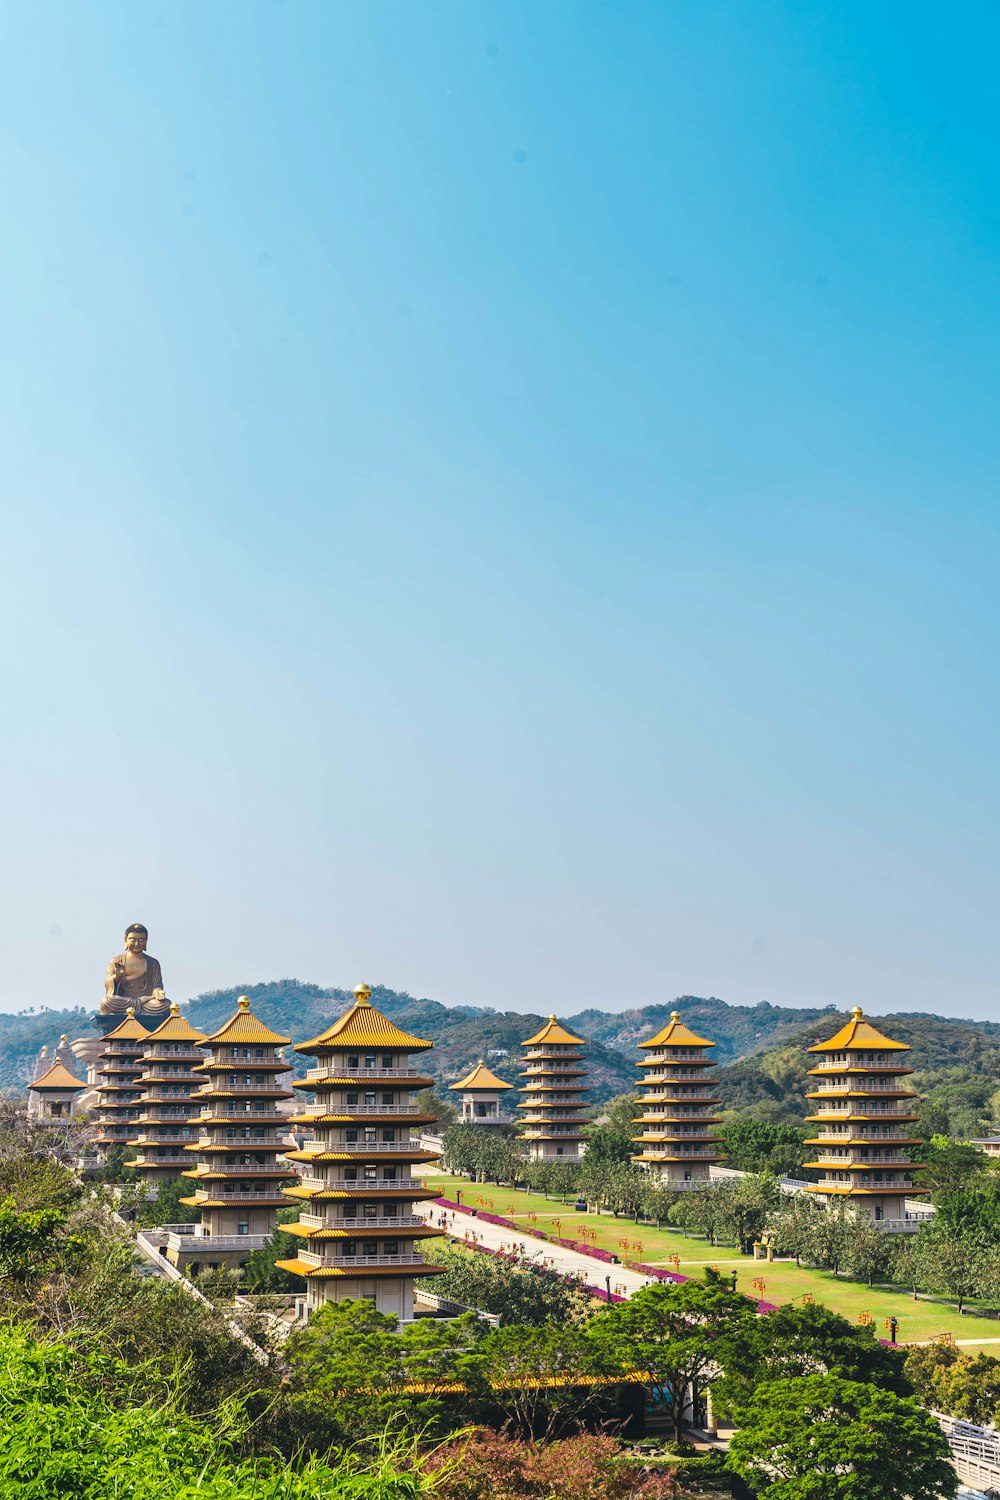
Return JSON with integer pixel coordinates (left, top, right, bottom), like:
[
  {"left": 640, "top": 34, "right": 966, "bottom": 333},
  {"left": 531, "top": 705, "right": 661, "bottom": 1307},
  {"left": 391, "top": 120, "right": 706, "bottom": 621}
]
[{"left": 422, "top": 1204, "right": 654, "bottom": 1297}]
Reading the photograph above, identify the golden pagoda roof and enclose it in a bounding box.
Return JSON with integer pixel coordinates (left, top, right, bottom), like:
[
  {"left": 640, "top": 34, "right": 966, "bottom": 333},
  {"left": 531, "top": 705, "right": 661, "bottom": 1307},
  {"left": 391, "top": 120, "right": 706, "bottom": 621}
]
[
  {"left": 522, "top": 1015, "right": 586, "bottom": 1047},
  {"left": 146, "top": 1004, "right": 206, "bottom": 1044},
  {"left": 295, "top": 984, "right": 431, "bottom": 1053},
  {"left": 638, "top": 1011, "right": 716, "bottom": 1049},
  {"left": 808, "top": 1008, "right": 910, "bottom": 1053},
  {"left": 202, "top": 996, "right": 290, "bottom": 1046},
  {"left": 102, "top": 1010, "right": 153, "bottom": 1042},
  {"left": 30, "top": 1060, "right": 86, "bottom": 1091},
  {"left": 449, "top": 1060, "right": 513, "bottom": 1091}
]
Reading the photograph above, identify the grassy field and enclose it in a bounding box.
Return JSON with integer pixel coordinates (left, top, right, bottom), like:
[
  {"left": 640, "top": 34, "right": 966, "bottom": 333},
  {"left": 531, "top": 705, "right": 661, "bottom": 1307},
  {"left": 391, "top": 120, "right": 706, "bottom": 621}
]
[{"left": 420, "top": 1171, "right": 1000, "bottom": 1346}]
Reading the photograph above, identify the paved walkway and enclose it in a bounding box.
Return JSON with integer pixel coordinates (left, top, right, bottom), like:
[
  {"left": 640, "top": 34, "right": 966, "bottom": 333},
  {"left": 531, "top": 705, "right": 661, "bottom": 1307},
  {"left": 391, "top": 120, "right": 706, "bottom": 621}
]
[{"left": 422, "top": 1205, "right": 655, "bottom": 1297}]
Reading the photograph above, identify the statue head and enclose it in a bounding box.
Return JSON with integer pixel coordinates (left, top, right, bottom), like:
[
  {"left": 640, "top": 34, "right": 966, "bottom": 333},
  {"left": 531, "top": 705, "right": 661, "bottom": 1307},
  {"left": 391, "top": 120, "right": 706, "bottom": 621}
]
[{"left": 124, "top": 924, "right": 148, "bottom": 953}]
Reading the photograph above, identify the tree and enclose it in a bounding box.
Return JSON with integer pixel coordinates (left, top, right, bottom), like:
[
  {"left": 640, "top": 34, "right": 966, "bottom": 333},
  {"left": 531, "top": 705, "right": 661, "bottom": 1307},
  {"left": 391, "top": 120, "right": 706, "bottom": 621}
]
[
  {"left": 242, "top": 1206, "right": 304, "bottom": 1292},
  {"left": 915, "top": 1229, "right": 1000, "bottom": 1314},
  {"left": 915, "top": 1137, "right": 994, "bottom": 1197},
  {"left": 906, "top": 1344, "right": 1000, "bottom": 1427},
  {"left": 711, "top": 1174, "right": 783, "bottom": 1255},
  {"left": 0, "top": 1198, "right": 82, "bottom": 1286},
  {"left": 726, "top": 1374, "right": 958, "bottom": 1500},
  {"left": 843, "top": 1213, "right": 896, "bottom": 1289},
  {"left": 769, "top": 1192, "right": 821, "bottom": 1267},
  {"left": 721, "top": 1118, "right": 808, "bottom": 1179},
  {"left": 933, "top": 1183, "right": 1000, "bottom": 1239},
  {"left": 804, "top": 1197, "right": 853, "bottom": 1276},
  {"left": 417, "top": 1087, "right": 457, "bottom": 1129},
  {"left": 590, "top": 1276, "right": 753, "bottom": 1442},
  {"left": 432, "top": 1242, "right": 594, "bottom": 1326},
  {"left": 717, "top": 1302, "right": 912, "bottom": 1419},
  {"left": 476, "top": 1323, "right": 618, "bottom": 1439},
  {"left": 584, "top": 1093, "right": 639, "bottom": 1166}
]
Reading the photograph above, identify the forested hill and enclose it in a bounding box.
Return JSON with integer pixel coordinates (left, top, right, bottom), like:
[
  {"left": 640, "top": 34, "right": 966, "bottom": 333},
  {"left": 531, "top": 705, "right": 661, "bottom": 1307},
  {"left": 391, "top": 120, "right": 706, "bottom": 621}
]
[{"left": 2, "top": 980, "right": 1000, "bottom": 1118}]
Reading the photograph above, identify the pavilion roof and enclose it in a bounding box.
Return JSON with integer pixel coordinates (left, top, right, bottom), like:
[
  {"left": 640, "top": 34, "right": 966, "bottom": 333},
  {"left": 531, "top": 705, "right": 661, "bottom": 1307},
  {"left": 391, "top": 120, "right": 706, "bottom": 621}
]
[
  {"left": 449, "top": 1060, "right": 513, "bottom": 1091},
  {"left": 522, "top": 1016, "right": 586, "bottom": 1047},
  {"left": 638, "top": 1011, "right": 716, "bottom": 1049},
  {"left": 29, "top": 1060, "right": 86, "bottom": 1091},
  {"left": 295, "top": 985, "right": 431, "bottom": 1053},
  {"left": 202, "top": 997, "right": 290, "bottom": 1047},
  {"left": 102, "top": 1012, "right": 153, "bottom": 1042},
  {"left": 808, "top": 1008, "right": 910, "bottom": 1053},
  {"left": 146, "top": 1005, "right": 206, "bottom": 1043}
]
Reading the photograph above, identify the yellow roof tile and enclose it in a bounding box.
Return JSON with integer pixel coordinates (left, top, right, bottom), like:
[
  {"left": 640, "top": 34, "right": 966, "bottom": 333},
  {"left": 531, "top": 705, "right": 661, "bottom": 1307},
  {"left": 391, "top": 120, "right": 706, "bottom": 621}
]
[
  {"left": 808, "top": 1008, "right": 910, "bottom": 1053},
  {"left": 638, "top": 1011, "right": 716, "bottom": 1049},
  {"left": 202, "top": 996, "right": 291, "bottom": 1047},
  {"left": 102, "top": 1011, "right": 153, "bottom": 1042},
  {"left": 29, "top": 1061, "right": 86, "bottom": 1091},
  {"left": 146, "top": 1004, "right": 206, "bottom": 1044},
  {"left": 295, "top": 984, "right": 431, "bottom": 1053},
  {"left": 450, "top": 1060, "right": 513, "bottom": 1091},
  {"left": 522, "top": 1015, "right": 587, "bottom": 1047}
]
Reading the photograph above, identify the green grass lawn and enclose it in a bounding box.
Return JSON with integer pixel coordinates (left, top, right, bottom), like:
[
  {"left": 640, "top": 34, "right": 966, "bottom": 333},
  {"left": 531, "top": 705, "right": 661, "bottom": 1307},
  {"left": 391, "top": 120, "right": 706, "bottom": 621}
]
[{"left": 421, "top": 1171, "right": 1000, "bottom": 1346}]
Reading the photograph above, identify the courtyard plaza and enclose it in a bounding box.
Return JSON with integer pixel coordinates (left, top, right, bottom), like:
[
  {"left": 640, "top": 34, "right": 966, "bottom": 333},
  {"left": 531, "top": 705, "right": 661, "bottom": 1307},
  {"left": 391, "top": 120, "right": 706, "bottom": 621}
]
[{"left": 421, "top": 1171, "right": 1000, "bottom": 1347}]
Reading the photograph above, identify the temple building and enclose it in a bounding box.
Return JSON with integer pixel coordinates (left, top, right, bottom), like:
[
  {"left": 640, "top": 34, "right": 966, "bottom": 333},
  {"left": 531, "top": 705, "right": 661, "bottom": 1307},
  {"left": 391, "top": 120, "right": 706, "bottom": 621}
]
[
  {"left": 276, "top": 984, "right": 445, "bottom": 1321},
  {"left": 126, "top": 1004, "right": 206, "bottom": 1186},
  {"left": 631, "top": 1010, "right": 724, "bottom": 1182},
  {"left": 518, "top": 1016, "right": 589, "bottom": 1160},
  {"left": 28, "top": 1054, "right": 86, "bottom": 1120},
  {"left": 91, "top": 1009, "right": 152, "bottom": 1158},
  {"left": 174, "top": 996, "right": 297, "bottom": 1269},
  {"left": 804, "top": 1007, "right": 928, "bottom": 1223},
  {"left": 449, "top": 1060, "right": 514, "bottom": 1127}
]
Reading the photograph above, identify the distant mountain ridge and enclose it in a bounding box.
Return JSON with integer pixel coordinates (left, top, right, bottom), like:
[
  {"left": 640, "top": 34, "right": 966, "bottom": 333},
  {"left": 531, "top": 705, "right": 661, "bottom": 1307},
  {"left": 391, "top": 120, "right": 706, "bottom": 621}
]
[{"left": 3, "top": 979, "right": 999, "bottom": 1110}]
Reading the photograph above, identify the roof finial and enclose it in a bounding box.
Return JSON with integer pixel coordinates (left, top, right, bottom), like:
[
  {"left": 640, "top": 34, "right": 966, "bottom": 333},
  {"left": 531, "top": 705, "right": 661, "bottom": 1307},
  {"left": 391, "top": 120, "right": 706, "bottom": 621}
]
[
  {"left": 355, "top": 983, "right": 372, "bottom": 1004},
  {"left": 478, "top": 1057, "right": 485, "bottom": 1066},
  {"left": 671, "top": 1010, "right": 681, "bottom": 1022},
  {"left": 59, "top": 1034, "right": 67, "bottom": 1044},
  {"left": 40, "top": 1045, "right": 48, "bottom": 1055},
  {"left": 237, "top": 995, "right": 251, "bottom": 1011},
  {"left": 126, "top": 1006, "right": 135, "bottom": 1019},
  {"left": 170, "top": 1003, "right": 180, "bottom": 1016},
  {"left": 851, "top": 1006, "right": 863, "bottom": 1020},
  {"left": 549, "top": 1013, "right": 557, "bottom": 1022}
]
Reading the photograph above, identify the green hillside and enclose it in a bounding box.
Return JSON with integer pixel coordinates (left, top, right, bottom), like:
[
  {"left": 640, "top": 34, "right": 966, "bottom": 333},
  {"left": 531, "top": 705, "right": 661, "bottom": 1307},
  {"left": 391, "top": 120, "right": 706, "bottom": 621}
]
[{"left": 3, "top": 981, "right": 999, "bottom": 1129}]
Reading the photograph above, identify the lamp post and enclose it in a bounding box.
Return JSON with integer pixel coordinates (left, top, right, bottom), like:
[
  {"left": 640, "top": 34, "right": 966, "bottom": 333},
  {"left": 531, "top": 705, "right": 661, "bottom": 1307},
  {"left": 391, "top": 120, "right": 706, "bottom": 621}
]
[{"left": 605, "top": 1274, "right": 612, "bottom": 1302}]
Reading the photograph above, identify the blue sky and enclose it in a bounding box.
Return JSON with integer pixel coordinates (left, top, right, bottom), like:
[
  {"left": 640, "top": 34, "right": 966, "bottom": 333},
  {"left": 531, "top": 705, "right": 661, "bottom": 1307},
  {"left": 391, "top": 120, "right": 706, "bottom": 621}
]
[{"left": 1, "top": 2, "right": 998, "bottom": 1021}]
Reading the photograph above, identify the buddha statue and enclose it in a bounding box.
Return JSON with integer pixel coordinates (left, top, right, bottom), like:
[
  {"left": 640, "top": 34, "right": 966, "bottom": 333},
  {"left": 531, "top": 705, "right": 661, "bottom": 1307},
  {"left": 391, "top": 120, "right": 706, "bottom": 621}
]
[{"left": 96, "top": 923, "right": 170, "bottom": 1032}]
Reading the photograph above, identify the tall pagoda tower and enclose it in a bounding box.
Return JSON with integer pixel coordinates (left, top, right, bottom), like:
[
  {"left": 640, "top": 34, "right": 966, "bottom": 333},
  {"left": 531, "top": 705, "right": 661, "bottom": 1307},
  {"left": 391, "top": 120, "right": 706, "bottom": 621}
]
[
  {"left": 449, "top": 1060, "right": 514, "bottom": 1127},
  {"left": 518, "top": 1017, "right": 589, "bottom": 1160},
  {"left": 804, "top": 1007, "right": 928, "bottom": 1223},
  {"left": 276, "top": 984, "right": 445, "bottom": 1320},
  {"left": 92, "top": 1009, "right": 152, "bottom": 1159},
  {"left": 631, "top": 1011, "right": 724, "bottom": 1182},
  {"left": 126, "top": 1004, "right": 206, "bottom": 1186},
  {"left": 176, "top": 996, "right": 297, "bottom": 1267}
]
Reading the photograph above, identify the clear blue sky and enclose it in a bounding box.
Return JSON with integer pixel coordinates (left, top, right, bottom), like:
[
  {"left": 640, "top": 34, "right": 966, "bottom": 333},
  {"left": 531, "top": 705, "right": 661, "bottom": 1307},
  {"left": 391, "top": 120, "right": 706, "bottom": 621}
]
[{"left": 1, "top": 2, "right": 998, "bottom": 1022}]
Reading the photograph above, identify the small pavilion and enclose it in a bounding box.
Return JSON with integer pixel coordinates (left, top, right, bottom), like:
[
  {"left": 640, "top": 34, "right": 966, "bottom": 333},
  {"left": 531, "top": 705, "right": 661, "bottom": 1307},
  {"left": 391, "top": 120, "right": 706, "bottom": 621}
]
[{"left": 449, "top": 1060, "right": 514, "bottom": 1127}]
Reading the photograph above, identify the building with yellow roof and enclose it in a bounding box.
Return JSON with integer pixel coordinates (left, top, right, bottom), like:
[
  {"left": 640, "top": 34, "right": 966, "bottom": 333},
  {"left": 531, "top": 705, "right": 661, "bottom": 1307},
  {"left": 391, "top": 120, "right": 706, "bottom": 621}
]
[
  {"left": 276, "top": 984, "right": 445, "bottom": 1321},
  {"left": 804, "top": 1007, "right": 928, "bottom": 1224},
  {"left": 518, "top": 1015, "right": 589, "bottom": 1160},
  {"left": 126, "top": 1004, "right": 206, "bottom": 1185},
  {"left": 91, "top": 1009, "right": 152, "bottom": 1158},
  {"left": 631, "top": 1011, "right": 725, "bottom": 1183},
  {"left": 28, "top": 1054, "right": 86, "bottom": 1121},
  {"left": 173, "top": 996, "right": 297, "bottom": 1270},
  {"left": 449, "top": 1059, "right": 514, "bottom": 1127}
]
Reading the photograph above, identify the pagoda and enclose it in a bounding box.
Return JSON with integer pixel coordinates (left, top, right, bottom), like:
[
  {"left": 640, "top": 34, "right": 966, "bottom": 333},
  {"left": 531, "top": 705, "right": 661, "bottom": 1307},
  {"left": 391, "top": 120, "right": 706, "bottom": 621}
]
[
  {"left": 449, "top": 1060, "right": 514, "bottom": 1127},
  {"left": 126, "top": 1004, "right": 206, "bottom": 1185},
  {"left": 804, "top": 1007, "right": 928, "bottom": 1223},
  {"left": 631, "top": 1010, "right": 724, "bottom": 1182},
  {"left": 91, "top": 1009, "right": 152, "bottom": 1158},
  {"left": 276, "top": 984, "right": 445, "bottom": 1320},
  {"left": 28, "top": 1055, "right": 86, "bottom": 1121},
  {"left": 175, "top": 996, "right": 297, "bottom": 1268},
  {"left": 518, "top": 1016, "right": 589, "bottom": 1160}
]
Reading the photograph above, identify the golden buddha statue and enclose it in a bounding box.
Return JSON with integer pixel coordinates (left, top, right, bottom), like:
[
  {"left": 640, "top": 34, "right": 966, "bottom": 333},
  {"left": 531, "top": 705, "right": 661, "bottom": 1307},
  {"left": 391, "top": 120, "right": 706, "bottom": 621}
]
[{"left": 97, "top": 923, "right": 170, "bottom": 1031}]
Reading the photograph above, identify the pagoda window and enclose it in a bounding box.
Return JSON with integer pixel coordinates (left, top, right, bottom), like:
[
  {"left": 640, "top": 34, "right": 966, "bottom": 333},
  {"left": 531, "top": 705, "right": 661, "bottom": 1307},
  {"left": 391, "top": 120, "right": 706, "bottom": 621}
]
[
  {"left": 363, "top": 1055, "right": 377, "bottom": 1070},
  {"left": 237, "top": 1222, "right": 249, "bottom": 1236},
  {"left": 346, "top": 1129, "right": 359, "bottom": 1143},
  {"left": 363, "top": 1240, "right": 379, "bottom": 1256},
  {"left": 384, "top": 1203, "right": 399, "bottom": 1217},
  {"left": 383, "top": 1166, "right": 397, "bottom": 1180},
  {"left": 364, "top": 1092, "right": 376, "bottom": 1105},
  {"left": 382, "top": 1091, "right": 393, "bottom": 1105},
  {"left": 344, "top": 1168, "right": 358, "bottom": 1181},
  {"left": 364, "top": 1165, "right": 378, "bottom": 1181},
  {"left": 362, "top": 1203, "right": 379, "bottom": 1219},
  {"left": 364, "top": 1129, "right": 377, "bottom": 1144},
  {"left": 342, "top": 1240, "right": 358, "bottom": 1257},
  {"left": 382, "top": 1054, "right": 393, "bottom": 1067},
  {"left": 347, "top": 1055, "right": 360, "bottom": 1068},
  {"left": 347, "top": 1092, "right": 359, "bottom": 1105}
]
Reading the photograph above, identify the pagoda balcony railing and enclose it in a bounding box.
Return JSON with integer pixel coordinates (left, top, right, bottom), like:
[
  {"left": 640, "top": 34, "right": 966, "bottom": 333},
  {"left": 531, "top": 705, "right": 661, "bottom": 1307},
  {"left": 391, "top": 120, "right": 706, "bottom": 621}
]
[
  {"left": 818, "top": 1175, "right": 918, "bottom": 1188},
  {"left": 813, "top": 1133, "right": 916, "bottom": 1144},
  {"left": 641, "top": 1070, "right": 713, "bottom": 1082},
  {"left": 197, "top": 1162, "right": 293, "bottom": 1175},
  {"left": 195, "top": 1134, "right": 287, "bottom": 1149},
  {"left": 811, "top": 1108, "right": 912, "bottom": 1119},
  {"left": 327, "top": 1140, "right": 419, "bottom": 1152},
  {"left": 642, "top": 1053, "right": 710, "bottom": 1065},
  {"left": 133, "top": 1156, "right": 191, "bottom": 1168},
  {"left": 166, "top": 1231, "right": 269, "bottom": 1252},
  {"left": 304, "top": 1066, "right": 425, "bottom": 1083},
  {"left": 814, "top": 1085, "right": 914, "bottom": 1095},
  {"left": 197, "top": 1108, "right": 281, "bottom": 1122},
  {"left": 298, "top": 1212, "right": 426, "bottom": 1230},
  {"left": 301, "top": 1253, "right": 428, "bottom": 1269},
  {"left": 189, "top": 1191, "right": 285, "bottom": 1202},
  {"left": 301, "top": 1103, "right": 420, "bottom": 1117},
  {"left": 816, "top": 1153, "right": 914, "bottom": 1165}
]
